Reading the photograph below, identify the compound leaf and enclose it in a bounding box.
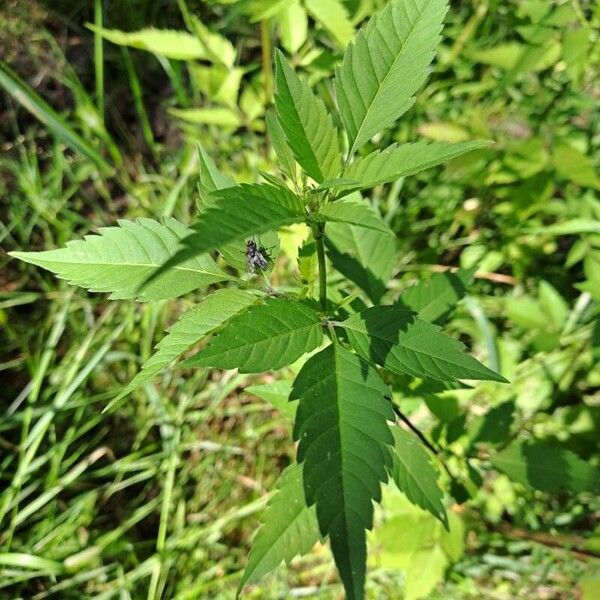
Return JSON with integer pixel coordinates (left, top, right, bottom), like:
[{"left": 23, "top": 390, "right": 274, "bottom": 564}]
[
  {"left": 185, "top": 298, "right": 323, "bottom": 373},
  {"left": 492, "top": 441, "right": 600, "bottom": 493},
  {"left": 291, "top": 342, "right": 395, "bottom": 600},
  {"left": 238, "top": 463, "right": 320, "bottom": 595},
  {"left": 341, "top": 306, "right": 507, "bottom": 383},
  {"left": 344, "top": 141, "right": 489, "bottom": 188},
  {"left": 389, "top": 427, "right": 448, "bottom": 528},
  {"left": 10, "top": 218, "right": 228, "bottom": 301},
  {"left": 318, "top": 198, "right": 393, "bottom": 234},
  {"left": 275, "top": 50, "right": 340, "bottom": 183},
  {"left": 335, "top": 0, "right": 449, "bottom": 154},
  {"left": 111, "top": 289, "right": 257, "bottom": 406}
]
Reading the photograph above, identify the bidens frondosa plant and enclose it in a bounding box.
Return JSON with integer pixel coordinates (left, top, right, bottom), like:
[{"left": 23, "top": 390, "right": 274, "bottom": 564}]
[{"left": 11, "top": 0, "right": 508, "bottom": 597}]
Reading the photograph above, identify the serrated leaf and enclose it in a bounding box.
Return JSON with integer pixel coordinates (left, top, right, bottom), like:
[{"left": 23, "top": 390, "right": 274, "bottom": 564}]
[
  {"left": 305, "top": 0, "right": 355, "bottom": 48},
  {"left": 341, "top": 306, "right": 507, "bottom": 383},
  {"left": 344, "top": 141, "right": 490, "bottom": 188},
  {"left": 265, "top": 110, "right": 297, "bottom": 182},
  {"left": 146, "top": 184, "right": 306, "bottom": 281},
  {"left": 112, "top": 289, "right": 257, "bottom": 405},
  {"left": 238, "top": 463, "right": 320, "bottom": 594},
  {"left": 275, "top": 51, "right": 340, "bottom": 183},
  {"left": 318, "top": 198, "right": 394, "bottom": 233},
  {"left": 87, "top": 25, "right": 208, "bottom": 60},
  {"left": 491, "top": 441, "right": 600, "bottom": 493},
  {"left": 335, "top": 0, "right": 449, "bottom": 154},
  {"left": 291, "top": 342, "right": 395, "bottom": 600},
  {"left": 398, "top": 269, "right": 472, "bottom": 325},
  {"left": 389, "top": 427, "right": 447, "bottom": 527},
  {"left": 325, "top": 218, "right": 396, "bottom": 303},
  {"left": 10, "top": 218, "right": 228, "bottom": 302},
  {"left": 185, "top": 298, "right": 323, "bottom": 373}
]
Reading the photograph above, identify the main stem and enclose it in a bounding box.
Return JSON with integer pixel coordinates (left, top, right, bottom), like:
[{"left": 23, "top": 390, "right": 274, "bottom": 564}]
[{"left": 314, "top": 223, "right": 327, "bottom": 311}]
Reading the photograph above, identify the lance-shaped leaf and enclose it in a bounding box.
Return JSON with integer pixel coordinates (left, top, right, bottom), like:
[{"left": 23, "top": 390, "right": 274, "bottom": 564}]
[
  {"left": 305, "top": 0, "right": 355, "bottom": 48},
  {"left": 275, "top": 50, "right": 340, "bottom": 183},
  {"left": 389, "top": 427, "right": 448, "bottom": 527},
  {"left": 197, "top": 142, "right": 235, "bottom": 197},
  {"left": 344, "top": 140, "right": 490, "bottom": 188},
  {"left": 10, "top": 218, "right": 228, "bottom": 302},
  {"left": 291, "top": 343, "right": 395, "bottom": 600},
  {"left": 238, "top": 463, "right": 320, "bottom": 595},
  {"left": 317, "top": 199, "right": 394, "bottom": 234},
  {"left": 335, "top": 0, "right": 449, "bottom": 154},
  {"left": 266, "top": 110, "right": 297, "bottom": 182},
  {"left": 185, "top": 298, "right": 323, "bottom": 373},
  {"left": 110, "top": 289, "right": 257, "bottom": 407},
  {"left": 341, "top": 306, "right": 507, "bottom": 383},
  {"left": 398, "top": 269, "right": 474, "bottom": 325},
  {"left": 144, "top": 184, "right": 306, "bottom": 282}
]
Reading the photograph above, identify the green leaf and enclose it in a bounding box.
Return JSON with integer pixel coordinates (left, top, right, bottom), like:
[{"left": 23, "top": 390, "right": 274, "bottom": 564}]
[
  {"left": 279, "top": 0, "right": 308, "bottom": 54},
  {"left": 197, "top": 142, "right": 236, "bottom": 197},
  {"left": 325, "top": 218, "right": 396, "bottom": 303},
  {"left": 265, "top": 110, "right": 297, "bottom": 182},
  {"left": 238, "top": 463, "right": 320, "bottom": 594},
  {"left": 389, "top": 427, "right": 447, "bottom": 527},
  {"left": 318, "top": 198, "right": 394, "bottom": 233},
  {"left": 169, "top": 107, "right": 241, "bottom": 128},
  {"left": 87, "top": 25, "right": 208, "bottom": 60},
  {"left": 10, "top": 218, "right": 228, "bottom": 302},
  {"left": 185, "top": 298, "right": 323, "bottom": 373},
  {"left": 344, "top": 141, "right": 490, "bottom": 188},
  {"left": 335, "top": 0, "right": 449, "bottom": 154},
  {"left": 111, "top": 289, "right": 257, "bottom": 405},
  {"left": 305, "top": 0, "right": 355, "bottom": 48},
  {"left": 275, "top": 51, "right": 341, "bottom": 183},
  {"left": 148, "top": 184, "right": 306, "bottom": 280},
  {"left": 246, "top": 381, "right": 296, "bottom": 420},
  {"left": 291, "top": 342, "right": 395, "bottom": 600},
  {"left": 491, "top": 441, "right": 600, "bottom": 493},
  {"left": 552, "top": 143, "right": 600, "bottom": 190},
  {"left": 398, "top": 269, "right": 472, "bottom": 325},
  {"left": 341, "top": 306, "right": 507, "bottom": 383}
]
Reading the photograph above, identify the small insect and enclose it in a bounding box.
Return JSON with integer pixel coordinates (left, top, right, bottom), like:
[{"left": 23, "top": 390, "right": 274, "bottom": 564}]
[{"left": 245, "top": 239, "right": 270, "bottom": 273}]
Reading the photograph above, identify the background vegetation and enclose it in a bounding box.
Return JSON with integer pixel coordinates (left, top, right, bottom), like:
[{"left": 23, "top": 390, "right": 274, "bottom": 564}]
[{"left": 1, "top": 0, "right": 599, "bottom": 598}]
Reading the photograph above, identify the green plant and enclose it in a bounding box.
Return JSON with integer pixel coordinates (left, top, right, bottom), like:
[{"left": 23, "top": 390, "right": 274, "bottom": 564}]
[{"left": 14, "top": 0, "right": 581, "bottom": 597}]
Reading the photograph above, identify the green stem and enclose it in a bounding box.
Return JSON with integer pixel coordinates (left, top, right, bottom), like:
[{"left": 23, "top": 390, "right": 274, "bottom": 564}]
[{"left": 314, "top": 223, "right": 327, "bottom": 311}]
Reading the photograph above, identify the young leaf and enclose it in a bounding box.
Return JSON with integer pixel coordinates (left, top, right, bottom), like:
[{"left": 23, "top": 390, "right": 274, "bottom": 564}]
[
  {"left": 305, "top": 0, "right": 355, "bottom": 48},
  {"left": 341, "top": 306, "right": 507, "bottom": 383},
  {"left": 146, "top": 183, "right": 306, "bottom": 280},
  {"left": 185, "top": 298, "right": 323, "bottom": 373},
  {"left": 265, "top": 110, "right": 297, "bottom": 182},
  {"left": 325, "top": 220, "right": 396, "bottom": 303},
  {"left": 398, "top": 269, "right": 473, "bottom": 325},
  {"left": 10, "top": 218, "right": 228, "bottom": 302},
  {"left": 291, "top": 342, "right": 395, "bottom": 600},
  {"left": 318, "top": 198, "right": 394, "bottom": 234},
  {"left": 344, "top": 140, "right": 490, "bottom": 188},
  {"left": 389, "top": 427, "right": 448, "bottom": 528},
  {"left": 246, "top": 380, "right": 296, "bottom": 420},
  {"left": 274, "top": 50, "right": 341, "bottom": 183},
  {"left": 111, "top": 289, "right": 257, "bottom": 406},
  {"left": 335, "top": 0, "right": 449, "bottom": 154},
  {"left": 491, "top": 441, "right": 600, "bottom": 493},
  {"left": 238, "top": 463, "right": 320, "bottom": 595}
]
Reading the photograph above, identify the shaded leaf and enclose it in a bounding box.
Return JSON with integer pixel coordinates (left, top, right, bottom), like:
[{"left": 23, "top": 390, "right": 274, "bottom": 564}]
[
  {"left": 291, "top": 342, "right": 394, "bottom": 600},
  {"left": 491, "top": 441, "right": 600, "bottom": 493},
  {"left": 275, "top": 51, "right": 341, "bottom": 182},
  {"left": 318, "top": 199, "right": 394, "bottom": 233},
  {"left": 185, "top": 298, "right": 323, "bottom": 373},
  {"left": 341, "top": 306, "right": 507, "bottom": 383},
  {"left": 246, "top": 380, "right": 296, "bottom": 420}
]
